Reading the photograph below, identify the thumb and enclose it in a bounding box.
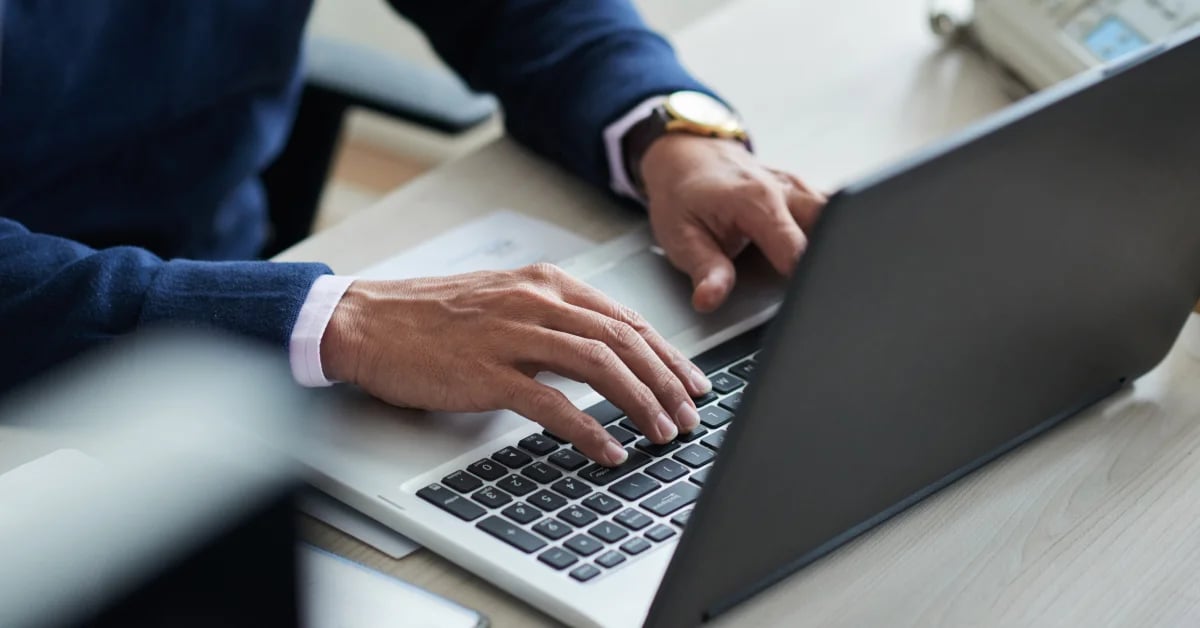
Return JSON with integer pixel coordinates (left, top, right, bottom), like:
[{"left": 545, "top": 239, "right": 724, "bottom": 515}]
[{"left": 663, "top": 226, "right": 737, "bottom": 313}]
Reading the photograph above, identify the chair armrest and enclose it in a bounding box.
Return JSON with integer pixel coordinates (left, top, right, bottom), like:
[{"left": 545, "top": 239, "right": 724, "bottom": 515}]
[{"left": 304, "top": 36, "right": 497, "bottom": 134}]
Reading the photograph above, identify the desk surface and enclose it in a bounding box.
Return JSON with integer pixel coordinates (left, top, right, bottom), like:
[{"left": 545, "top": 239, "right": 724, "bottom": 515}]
[{"left": 280, "top": 1, "right": 1200, "bottom": 626}]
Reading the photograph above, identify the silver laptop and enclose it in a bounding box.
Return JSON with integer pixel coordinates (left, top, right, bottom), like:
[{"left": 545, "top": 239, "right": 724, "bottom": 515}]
[{"left": 295, "top": 29, "right": 1200, "bottom": 628}]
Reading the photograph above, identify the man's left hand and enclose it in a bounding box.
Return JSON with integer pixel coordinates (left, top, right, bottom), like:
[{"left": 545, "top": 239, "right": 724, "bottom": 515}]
[{"left": 639, "top": 135, "right": 826, "bottom": 313}]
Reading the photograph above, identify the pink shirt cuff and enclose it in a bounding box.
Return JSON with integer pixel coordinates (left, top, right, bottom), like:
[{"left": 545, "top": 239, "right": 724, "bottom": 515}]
[
  {"left": 289, "top": 274, "right": 357, "bottom": 388},
  {"left": 603, "top": 95, "right": 668, "bottom": 205}
]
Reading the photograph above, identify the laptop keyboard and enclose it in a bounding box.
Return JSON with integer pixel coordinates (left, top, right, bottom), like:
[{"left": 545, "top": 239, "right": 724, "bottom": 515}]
[{"left": 417, "top": 326, "right": 763, "bottom": 584}]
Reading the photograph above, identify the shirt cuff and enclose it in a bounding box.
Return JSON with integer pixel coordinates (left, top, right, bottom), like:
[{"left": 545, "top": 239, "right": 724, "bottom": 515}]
[
  {"left": 604, "top": 95, "right": 668, "bottom": 205},
  {"left": 289, "top": 274, "right": 358, "bottom": 388}
]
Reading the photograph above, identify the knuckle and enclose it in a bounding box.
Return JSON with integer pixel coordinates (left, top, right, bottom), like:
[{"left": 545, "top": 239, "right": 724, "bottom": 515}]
[
  {"left": 578, "top": 339, "right": 616, "bottom": 368},
  {"left": 526, "top": 262, "right": 562, "bottom": 283},
  {"left": 527, "top": 386, "right": 563, "bottom": 415},
  {"left": 607, "top": 321, "right": 643, "bottom": 353},
  {"left": 654, "top": 369, "right": 685, "bottom": 395}
]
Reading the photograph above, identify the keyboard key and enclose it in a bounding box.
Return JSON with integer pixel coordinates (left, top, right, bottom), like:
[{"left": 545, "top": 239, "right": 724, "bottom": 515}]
[
  {"left": 417, "top": 484, "right": 486, "bottom": 521},
  {"left": 467, "top": 459, "right": 506, "bottom": 481},
  {"left": 641, "top": 483, "right": 701, "bottom": 517},
  {"left": 719, "top": 392, "right": 743, "bottom": 413},
  {"left": 442, "top": 470, "right": 483, "bottom": 493},
  {"left": 614, "top": 508, "right": 653, "bottom": 531},
  {"left": 729, "top": 359, "right": 758, "bottom": 381},
  {"left": 671, "top": 509, "right": 693, "bottom": 527},
  {"left": 698, "top": 406, "right": 733, "bottom": 429},
  {"left": 674, "top": 444, "right": 716, "bottom": 469},
  {"left": 496, "top": 474, "right": 536, "bottom": 496},
  {"left": 588, "top": 521, "right": 629, "bottom": 544},
  {"left": 619, "top": 418, "right": 643, "bottom": 435},
  {"left": 521, "top": 461, "right": 563, "bottom": 484},
  {"left": 584, "top": 400, "right": 626, "bottom": 425},
  {"left": 709, "top": 372, "right": 746, "bottom": 394},
  {"left": 532, "top": 518, "right": 572, "bottom": 540},
  {"left": 646, "top": 459, "right": 689, "bottom": 482},
  {"left": 528, "top": 489, "right": 568, "bottom": 511},
  {"left": 610, "top": 473, "right": 661, "bottom": 501},
  {"left": 476, "top": 516, "right": 546, "bottom": 553},
  {"left": 492, "top": 447, "right": 533, "bottom": 469},
  {"left": 537, "top": 547, "right": 578, "bottom": 570},
  {"left": 596, "top": 550, "right": 627, "bottom": 569},
  {"left": 502, "top": 502, "right": 542, "bottom": 525},
  {"left": 581, "top": 493, "right": 621, "bottom": 515},
  {"left": 518, "top": 433, "right": 559, "bottom": 456},
  {"left": 471, "top": 486, "right": 513, "bottom": 509},
  {"left": 690, "top": 468, "right": 711, "bottom": 486},
  {"left": 551, "top": 477, "right": 592, "bottom": 499},
  {"left": 620, "top": 537, "right": 652, "bottom": 555},
  {"left": 701, "top": 431, "right": 726, "bottom": 451},
  {"left": 634, "top": 439, "right": 680, "bottom": 457},
  {"left": 542, "top": 430, "right": 568, "bottom": 444},
  {"left": 605, "top": 424, "right": 637, "bottom": 445},
  {"left": 677, "top": 427, "right": 709, "bottom": 443},
  {"left": 548, "top": 449, "right": 588, "bottom": 472},
  {"left": 565, "top": 534, "right": 603, "bottom": 556},
  {"left": 570, "top": 563, "right": 602, "bottom": 582},
  {"left": 578, "top": 449, "right": 652, "bottom": 486},
  {"left": 558, "top": 505, "right": 599, "bottom": 527},
  {"left": 646, "top": 524, "right": 677, "bottom": 542}
]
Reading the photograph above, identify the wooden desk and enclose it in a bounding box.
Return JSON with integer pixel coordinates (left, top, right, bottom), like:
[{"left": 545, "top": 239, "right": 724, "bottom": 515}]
[{"left": 280, "top": 1, "right": 1200, "bottom": 626}]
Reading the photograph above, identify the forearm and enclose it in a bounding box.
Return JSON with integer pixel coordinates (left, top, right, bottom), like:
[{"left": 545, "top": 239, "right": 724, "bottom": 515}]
[
  {"left": 388, "top": 0, "right": 715, "bottom": 189},
  {"left": 0, "top": 218, "right": 329, "bottom": 392}
]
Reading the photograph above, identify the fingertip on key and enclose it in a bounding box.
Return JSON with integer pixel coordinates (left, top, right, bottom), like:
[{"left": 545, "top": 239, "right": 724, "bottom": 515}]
[{"left": 604, "top": 440, "right": 629, "bottom": 466}]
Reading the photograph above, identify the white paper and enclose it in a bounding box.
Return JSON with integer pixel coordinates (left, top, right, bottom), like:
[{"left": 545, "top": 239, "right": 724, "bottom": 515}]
[
  {"left": 300, "top": 491, "right": 421, "bottom": 560},
  {"left": 299, "top": 544, "right": 484, "bottom": 628},
  {"left": 359, "top": 209, "right": 594, "bottom": 280}
]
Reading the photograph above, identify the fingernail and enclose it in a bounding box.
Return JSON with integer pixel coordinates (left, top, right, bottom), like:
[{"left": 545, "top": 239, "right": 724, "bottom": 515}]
[
  {"left": 605, "top": 440, "right": 628, "bottom": 466},
  {"left": 676, "top": 402, "right": 701, "bottom": 432},
  {"left": 657, "top": 412, "right": 678, "bottom": 441},
  {"left": 691, "top": 365, "right": 712, "bottom": 393}
]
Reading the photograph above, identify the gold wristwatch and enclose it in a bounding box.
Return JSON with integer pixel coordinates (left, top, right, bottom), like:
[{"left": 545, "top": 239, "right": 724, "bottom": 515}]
[{"left": 622, "top": 91, "right": 753, "bottom": 193}]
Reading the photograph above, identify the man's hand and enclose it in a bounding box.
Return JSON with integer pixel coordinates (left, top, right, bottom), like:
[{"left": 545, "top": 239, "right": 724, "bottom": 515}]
[
  {"left": 321, "top": 264, "right": 711, "bottom": 466},
  {"left": 640, "top": 135, "right": 827, "bottom": 312}
]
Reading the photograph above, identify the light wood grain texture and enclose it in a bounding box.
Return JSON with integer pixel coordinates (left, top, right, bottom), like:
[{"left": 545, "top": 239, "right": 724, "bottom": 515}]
[{"left": 283, "top": 0, "right": 1200, "bottom": 626}]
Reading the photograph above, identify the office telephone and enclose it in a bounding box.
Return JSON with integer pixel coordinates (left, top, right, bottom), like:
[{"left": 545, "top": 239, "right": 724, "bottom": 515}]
[{"left": 930, "top": 0, "right": 1200, "bottom": 90}]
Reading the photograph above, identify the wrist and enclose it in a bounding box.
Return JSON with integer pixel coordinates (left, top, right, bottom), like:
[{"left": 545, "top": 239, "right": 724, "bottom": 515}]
[
  {"left": 639, "top": 134, "right": 751, "bottom": 201},
  {"left": 321, "top": 281, "right": 368, "bottom": 384}
]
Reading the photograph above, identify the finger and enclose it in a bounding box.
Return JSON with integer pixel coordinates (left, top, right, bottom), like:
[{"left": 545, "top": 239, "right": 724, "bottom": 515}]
[
  {"left": 542, "top": 302, "right": 701, "bottom": 433},
  {"left": 736, "top": 188, "right": 808, "bottom": 276},
  {"left": 552, "top": 270, "right": 712, "bottom": 398},
  {"left": 523, "top": 330, "right": 680, "bottom": 443},
  {"left": 777, "top": 172, "right": 826, "bottom": 230},
  {"left": 500, "top": 376, "right": 628, "bottom": 466},
  {"left": 657, "top": 223, "right": 738, "bottom": 314}
]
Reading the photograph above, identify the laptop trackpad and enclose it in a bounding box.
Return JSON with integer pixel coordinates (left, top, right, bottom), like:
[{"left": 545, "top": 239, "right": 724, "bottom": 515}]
[
  {"left": 576, "top": 242, "right": 785, "bottom": 348},
  {"left": 584, "top": 249, "right": 701, "bottom": 339}
]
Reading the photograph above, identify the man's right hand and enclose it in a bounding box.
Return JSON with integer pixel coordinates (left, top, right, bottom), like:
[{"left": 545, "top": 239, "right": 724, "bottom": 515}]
[{"left": 320, "top": 263, "right": 712, "bottom": 466}]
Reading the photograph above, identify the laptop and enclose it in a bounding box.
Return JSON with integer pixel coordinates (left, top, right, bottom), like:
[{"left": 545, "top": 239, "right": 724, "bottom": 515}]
[{"left": 297, "top": 28, "right": 1200, "bottom": 628}]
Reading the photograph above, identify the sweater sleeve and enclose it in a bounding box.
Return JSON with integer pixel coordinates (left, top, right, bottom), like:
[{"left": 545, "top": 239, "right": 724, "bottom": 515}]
[
  {"left": 0, "top": 217, "right": 330, "bottom": 392},
  {"left": 386, "top": 0, "right": 715, "bottom": 190}
]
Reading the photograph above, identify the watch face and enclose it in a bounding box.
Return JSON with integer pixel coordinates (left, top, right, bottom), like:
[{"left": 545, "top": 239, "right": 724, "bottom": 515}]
[{"left": 665, "top": 91, "right": 739, "bottom": 130}]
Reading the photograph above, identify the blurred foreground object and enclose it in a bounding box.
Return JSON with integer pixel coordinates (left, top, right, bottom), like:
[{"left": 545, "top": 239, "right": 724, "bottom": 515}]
[{"left": 0, "top": 330, "right": 314, "bottom": 628}]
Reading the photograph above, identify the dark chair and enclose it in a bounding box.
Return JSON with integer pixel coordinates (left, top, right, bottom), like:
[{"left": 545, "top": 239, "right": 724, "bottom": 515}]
[{"left": 260, "top": 36, "right": 497, "bottom": 257}]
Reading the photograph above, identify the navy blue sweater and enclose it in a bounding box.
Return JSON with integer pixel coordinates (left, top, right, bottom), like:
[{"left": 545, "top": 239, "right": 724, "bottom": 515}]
[{"left": 0, "top": 0, "right": 709, "bottom": 390}]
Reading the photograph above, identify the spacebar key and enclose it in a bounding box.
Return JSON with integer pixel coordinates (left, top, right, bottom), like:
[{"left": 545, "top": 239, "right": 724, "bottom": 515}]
[
  {"left": 578, "top": 450, "right": 652, "bottom": 486},
  {"left": 476, "top": 516, "right": 547, "bottom": 553}
]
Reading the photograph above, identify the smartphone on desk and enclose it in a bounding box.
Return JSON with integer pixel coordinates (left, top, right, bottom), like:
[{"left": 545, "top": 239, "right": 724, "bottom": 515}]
[{"left": 299, "top": 544, "right": 488, "bottom": 628}]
